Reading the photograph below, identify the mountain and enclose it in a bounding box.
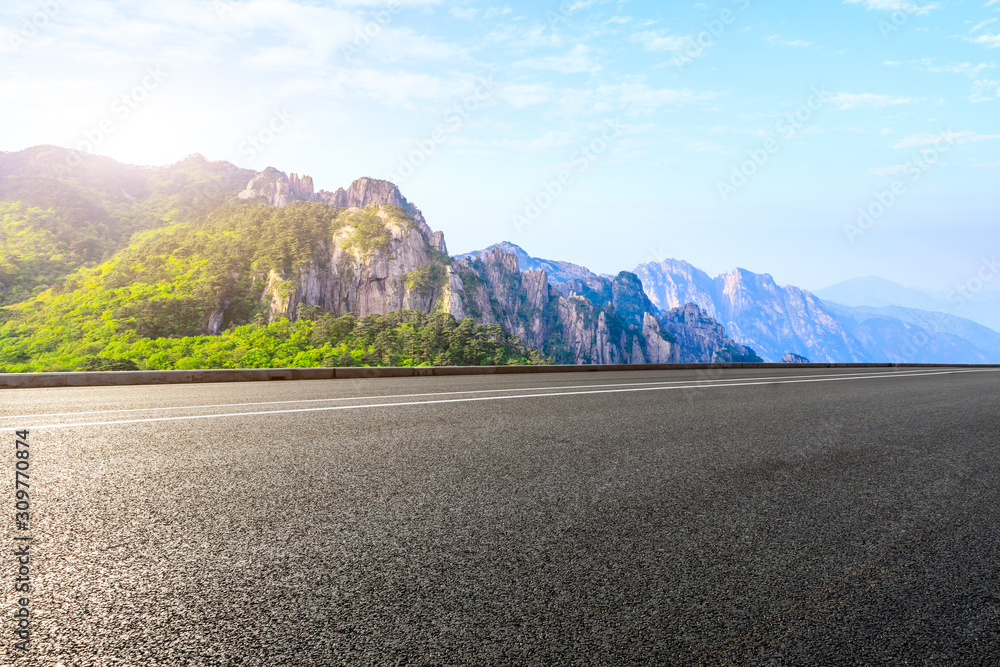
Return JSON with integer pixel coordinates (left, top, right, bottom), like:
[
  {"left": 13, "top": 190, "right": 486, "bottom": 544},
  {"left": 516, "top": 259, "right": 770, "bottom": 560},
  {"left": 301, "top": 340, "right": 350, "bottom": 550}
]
[
  {"left": 5, "top": 146, "right": 988, "bottom": 371},
  {"left": 455, "top": 242, "right": 596, "bottom": 284},
  {"left": 816, "top": 276, "right": 1000, "bottom": 334},
  {"left": 0, "top": 145, "right": 254, "bottom": 306},
  {"left": 822, "top": 302, "right": 1000, "bottom": 363},
  {"left": 0, "top": 150, "right": 753, "bottom": 371},
  {"left": 633, "top": 261, "right": 868, "bottom": 363},
  {"left": 814, "top": 276, "right": 944, "bottom": 311}
]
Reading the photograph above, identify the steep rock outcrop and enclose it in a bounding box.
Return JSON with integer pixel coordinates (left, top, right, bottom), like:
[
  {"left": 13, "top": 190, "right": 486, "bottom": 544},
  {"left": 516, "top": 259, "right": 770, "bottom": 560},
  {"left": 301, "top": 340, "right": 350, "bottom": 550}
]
[
  {"left": 237, "top": 167, "right": 316, "bottom": 206},
  {"left": 318, "top": 177, "right": 430, "bottom": 230},
  {"left": 658, "top": 303, "right": 760, "bottom": 363},
  {"left": 261, "top": 205, "right": 445, "bottom": 321}
]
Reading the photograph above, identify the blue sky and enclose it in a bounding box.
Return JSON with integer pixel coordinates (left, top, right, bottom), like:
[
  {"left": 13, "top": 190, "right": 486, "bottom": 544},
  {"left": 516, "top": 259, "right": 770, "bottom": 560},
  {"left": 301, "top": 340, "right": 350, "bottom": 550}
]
[{"left": 1, "top": 0, "right": 998, "bottom": 293}]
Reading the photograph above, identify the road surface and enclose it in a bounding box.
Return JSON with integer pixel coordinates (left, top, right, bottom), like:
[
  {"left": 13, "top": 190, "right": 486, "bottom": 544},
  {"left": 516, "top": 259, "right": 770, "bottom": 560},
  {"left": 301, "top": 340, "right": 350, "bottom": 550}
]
[{"left": 2, "top": 366, "right": 999, "bottom": 664}]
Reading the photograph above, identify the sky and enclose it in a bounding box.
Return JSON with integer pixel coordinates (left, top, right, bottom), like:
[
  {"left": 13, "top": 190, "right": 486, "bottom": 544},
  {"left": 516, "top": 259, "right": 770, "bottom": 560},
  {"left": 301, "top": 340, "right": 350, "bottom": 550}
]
[{"left": 1, "top": 0, "right": 998, "bottom": 294}]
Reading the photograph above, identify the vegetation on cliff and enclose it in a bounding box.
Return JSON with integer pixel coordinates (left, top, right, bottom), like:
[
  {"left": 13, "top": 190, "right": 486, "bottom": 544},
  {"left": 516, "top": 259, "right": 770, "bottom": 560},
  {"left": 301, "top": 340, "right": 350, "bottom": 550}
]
[{"left": 0, "top": 308, "right": 546, "bottom": 372}]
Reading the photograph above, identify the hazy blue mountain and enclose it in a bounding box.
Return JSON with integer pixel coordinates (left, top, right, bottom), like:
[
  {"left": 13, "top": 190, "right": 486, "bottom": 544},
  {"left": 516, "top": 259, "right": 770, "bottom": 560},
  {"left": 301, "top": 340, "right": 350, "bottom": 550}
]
[
  {"left": 815, "top": 276, "right": 945, "bottom": 311},
  {"left": 823, "top": 302, "right": 992, "bottom": 364},
  {"left": 634, "top": 261, "right": 868, "bottom": 363},
  {"left": 822, "top": 302, "right": 1000, "bottom": 363},
  {"left": 816, "top": 275, "right": 1000, "bottom": 334}
]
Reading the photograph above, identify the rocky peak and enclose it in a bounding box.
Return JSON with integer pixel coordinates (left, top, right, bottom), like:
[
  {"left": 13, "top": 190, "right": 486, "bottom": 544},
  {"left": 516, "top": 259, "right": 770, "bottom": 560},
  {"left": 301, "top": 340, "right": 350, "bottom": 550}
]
[
  {"left": 318, "top": 176, "right": 430, "bottom": 232},
  {"left": 431, "top": 231, "right": 448, "bottom": 255},
  {"left": 611, "top": 271, "right": 658, "bottom": 329},
  {"left": 288, "top": 173, "right": 314, "bottom": 200},
  {"left": 237, "top": 167, "right": 316, "bottom": 207},
  {"left": 781, "top": 353, "right": 811, "bottom": 363}
]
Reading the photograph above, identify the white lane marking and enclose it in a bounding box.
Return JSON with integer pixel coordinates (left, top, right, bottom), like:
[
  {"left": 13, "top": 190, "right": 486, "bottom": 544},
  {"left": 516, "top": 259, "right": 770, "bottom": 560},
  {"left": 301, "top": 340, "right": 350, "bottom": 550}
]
[
  {"left": 23, "top": 368, "right": 995, "bottom": 431},
  {"left": 0, "top": 368, "right": 944, "bottom": 420}
]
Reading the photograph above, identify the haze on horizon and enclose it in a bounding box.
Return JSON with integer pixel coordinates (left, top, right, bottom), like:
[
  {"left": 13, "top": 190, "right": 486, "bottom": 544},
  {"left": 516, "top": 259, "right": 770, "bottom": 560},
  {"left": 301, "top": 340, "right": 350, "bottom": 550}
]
[{"left": 1, "top": 0, "right": 998, "bottom": 294}]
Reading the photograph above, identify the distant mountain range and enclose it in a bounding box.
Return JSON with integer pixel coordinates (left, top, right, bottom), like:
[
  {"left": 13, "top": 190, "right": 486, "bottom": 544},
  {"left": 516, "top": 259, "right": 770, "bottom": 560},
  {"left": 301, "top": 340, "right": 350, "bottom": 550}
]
[
  {"left": 815, "top": 276, "right": 1000, "bottom": 334},
  {"left": 467, "top": 243, "right": 1000, "bottom": 364},
  {"left": 1, "top": 145, "right": 994, "bottom": 371}
]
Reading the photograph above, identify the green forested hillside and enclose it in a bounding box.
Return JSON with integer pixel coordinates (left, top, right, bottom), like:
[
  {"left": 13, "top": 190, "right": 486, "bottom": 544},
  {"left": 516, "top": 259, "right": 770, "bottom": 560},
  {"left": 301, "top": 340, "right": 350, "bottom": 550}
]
[
  {"left": 0, "top": 147, "right": 254, "bottom": 305},
  {"left": 0, "top": 308, "right": 543, "bottom": 373}
]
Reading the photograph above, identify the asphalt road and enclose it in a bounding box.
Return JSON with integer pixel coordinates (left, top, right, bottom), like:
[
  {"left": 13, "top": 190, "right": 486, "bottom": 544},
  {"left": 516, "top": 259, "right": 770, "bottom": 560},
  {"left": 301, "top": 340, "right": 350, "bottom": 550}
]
[{"left": 2, "top": 366, "right": 999, "bottom": 665}]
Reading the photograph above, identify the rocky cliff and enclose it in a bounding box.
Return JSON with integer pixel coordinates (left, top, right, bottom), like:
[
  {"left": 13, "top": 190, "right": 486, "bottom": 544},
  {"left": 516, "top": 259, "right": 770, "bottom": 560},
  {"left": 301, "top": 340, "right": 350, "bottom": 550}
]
[
  {"left": 659, "top": 303, "right": 762, "bottom": 364},
  {"left": 235, "top": 170, "right": 753, "bottom": 364},
  {"left": 453, "top": 250, "right": 682, "bottom": 364}
]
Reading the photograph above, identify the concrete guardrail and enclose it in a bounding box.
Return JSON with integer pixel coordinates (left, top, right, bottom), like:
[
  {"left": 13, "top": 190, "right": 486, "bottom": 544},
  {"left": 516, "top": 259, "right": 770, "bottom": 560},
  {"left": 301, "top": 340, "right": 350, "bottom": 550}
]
[{"left": 1, "top": 363, "right": 997, "bottom": 389}]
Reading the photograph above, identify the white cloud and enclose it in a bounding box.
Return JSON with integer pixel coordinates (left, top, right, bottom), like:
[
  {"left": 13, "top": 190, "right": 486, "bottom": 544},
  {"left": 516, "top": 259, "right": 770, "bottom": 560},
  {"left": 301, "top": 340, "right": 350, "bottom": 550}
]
[
  {"left": 631, "top": 30, "right": 692, "bottom": 53},
  {"left": 843, "top": 0, "right": 939, "bottom": 15},
  {"left": 495, "top": 83, "right": 554, "bottom": 109},
  {"left": 450, "top": 7, "right": 479, "bottom": 20},
  {"left": 516, "top": 44, "right": 601, "bottom": 74},
  {"left": 612, "top": 83, "right": 721, "bottom": 112},
  {"left": 916, "top": 60, "right": 992, "bottom": 76},
  {"left": 828, "top": 92, "right": 915, "bottom": 109},
  {"left": 966, "top": 32, "right": 1000, "bottom": 48},
  {"left": 764, "top": 35, "right": 813, "bottom": 47},
  {"left": 892, "top": 131, "right": 1000, "bottom": 148},
  {"left": 971, "top": 78, "right": 1000, "bottom": 101},
  {"left": 911, "top": 59, "right": 998, "bottom": 101}
]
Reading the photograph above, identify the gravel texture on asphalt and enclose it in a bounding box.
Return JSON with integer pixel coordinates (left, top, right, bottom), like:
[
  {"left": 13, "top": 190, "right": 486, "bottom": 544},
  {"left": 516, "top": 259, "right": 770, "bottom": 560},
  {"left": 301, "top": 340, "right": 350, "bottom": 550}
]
[{"left": 2, "top": 367, "right": 998, "bottom": 665}]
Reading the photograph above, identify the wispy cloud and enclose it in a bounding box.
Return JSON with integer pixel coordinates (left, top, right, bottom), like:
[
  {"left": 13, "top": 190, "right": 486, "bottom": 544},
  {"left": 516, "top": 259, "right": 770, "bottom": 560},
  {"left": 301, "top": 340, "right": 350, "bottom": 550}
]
[
  {"left": 764, "top": 35, "right": 812, "bottom": 47},
  {"left": 828, "top": 92, "right": 916, "bottom": 109},
  {"left": 966, "top": 32, "right": 1000, "bottom": 48},
  {"left": 892, "top": 131, "right": 1000, "bottom": 148},
  {"left": 611, "top": 83, "right": 721, "bottom": 112},
  {"left": 631, "top": 30, "right": 692, "bottom": 53},
  {"left": 843, "top": 0, "right": 939, "bottom": 15},
  {"left": 516, "top": 44, "right": 602, "bottom": 74}
]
